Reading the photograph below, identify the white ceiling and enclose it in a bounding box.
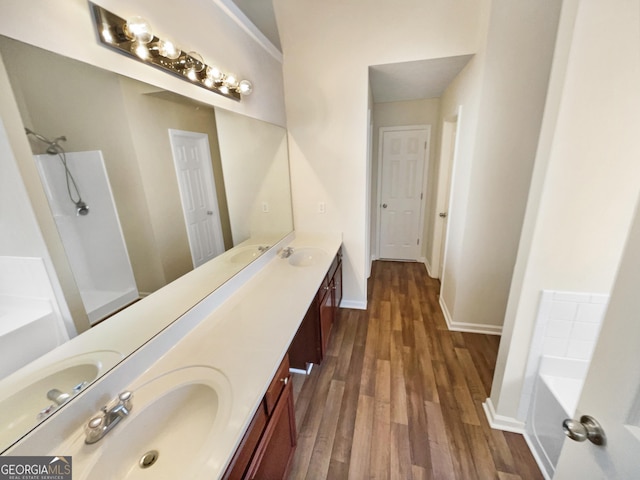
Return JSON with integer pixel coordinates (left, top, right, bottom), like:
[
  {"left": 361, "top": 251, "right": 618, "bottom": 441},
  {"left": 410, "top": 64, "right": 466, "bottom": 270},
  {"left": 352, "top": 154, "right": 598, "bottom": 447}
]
[
  {"left": 229, "top": 2, "right": 473, "bottom": 103},
  {"left": 369, "top": 55, "right": 474, "bottom": 103}
]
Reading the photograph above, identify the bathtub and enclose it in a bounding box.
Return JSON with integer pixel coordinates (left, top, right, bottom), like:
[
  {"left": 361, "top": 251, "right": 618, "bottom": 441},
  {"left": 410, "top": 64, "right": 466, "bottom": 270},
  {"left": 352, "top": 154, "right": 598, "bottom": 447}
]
[
  {"left": 525, "top": 356, "right": 590, "bottom": 479},
  {"left": 0, "top": 297, "right": 67, "bottom": 380}
]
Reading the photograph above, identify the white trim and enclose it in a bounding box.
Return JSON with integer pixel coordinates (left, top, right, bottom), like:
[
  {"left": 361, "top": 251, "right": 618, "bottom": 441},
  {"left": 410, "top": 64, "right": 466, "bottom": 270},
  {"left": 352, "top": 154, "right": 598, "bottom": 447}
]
[
  {"left": 376, "top": 125, "right": 431, "bottom": 261},
  {"left": 339, "top": 299, "right": 367, "bottom": 310},
  {"left": 213, "top": 0, "right": 283, "bottom": 63},
  {"left": 482, "top": 398, "right": 526, "bottom": 434},
  {"left": 437, "top": 106, "right": 463, "bottom": 285},
  {"left": 421, "top": 256, "right": 435, "bottom": 278},
  {"left": 439, "top": 295, "right": 502, "bottom": 335}
]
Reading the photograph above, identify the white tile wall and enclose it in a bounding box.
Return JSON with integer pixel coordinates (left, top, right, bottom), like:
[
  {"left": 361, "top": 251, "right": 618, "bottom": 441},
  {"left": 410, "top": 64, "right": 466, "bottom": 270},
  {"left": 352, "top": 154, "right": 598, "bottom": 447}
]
[{"left": 517, "top": 290, "right": 609, "bottom": 421}]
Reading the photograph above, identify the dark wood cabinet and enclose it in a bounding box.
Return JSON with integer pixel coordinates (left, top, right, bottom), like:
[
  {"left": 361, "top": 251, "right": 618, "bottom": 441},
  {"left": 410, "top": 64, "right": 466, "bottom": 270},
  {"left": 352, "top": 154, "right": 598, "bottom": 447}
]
[
  {"left": 224, "top": 247, "right": 342, "bottom": 479},
  {"left": 223, "top": 355, "right": 296, "bottom": 480},
  {"left": 288, "top": 249, "right": 342, "bottom": 370},
  {"left": 245, "top": 380, "right": 296, "bottom": 479}
]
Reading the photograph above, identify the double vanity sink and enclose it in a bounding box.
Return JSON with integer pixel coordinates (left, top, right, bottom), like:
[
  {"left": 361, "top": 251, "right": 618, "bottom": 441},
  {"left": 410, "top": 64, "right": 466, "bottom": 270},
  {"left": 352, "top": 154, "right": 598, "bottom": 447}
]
[{"left": 5, "top": 233, "right": 342, "bottom": 479}]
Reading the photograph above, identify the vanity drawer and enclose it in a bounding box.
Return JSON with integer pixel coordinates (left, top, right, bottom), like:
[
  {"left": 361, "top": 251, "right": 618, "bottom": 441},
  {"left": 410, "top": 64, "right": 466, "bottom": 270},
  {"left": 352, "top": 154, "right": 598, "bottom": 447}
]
[{"left": 264, "top": 354, "right": 290, "bottom": 416}]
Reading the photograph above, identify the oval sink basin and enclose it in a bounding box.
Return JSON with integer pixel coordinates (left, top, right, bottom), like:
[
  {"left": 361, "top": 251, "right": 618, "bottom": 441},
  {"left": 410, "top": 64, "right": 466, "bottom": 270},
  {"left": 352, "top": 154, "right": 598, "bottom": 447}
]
[
  {"left": 288, "top": 247, "right": 328, "bottom": 267},
  {"left": 0, "top": 350, "right": 123, "bottom": 448},
  {"left": 75, "top": 366, "right": 231, "bottom": 480},
  {"left": 228, "top": 245, "right": 265, "bottom": 264}
]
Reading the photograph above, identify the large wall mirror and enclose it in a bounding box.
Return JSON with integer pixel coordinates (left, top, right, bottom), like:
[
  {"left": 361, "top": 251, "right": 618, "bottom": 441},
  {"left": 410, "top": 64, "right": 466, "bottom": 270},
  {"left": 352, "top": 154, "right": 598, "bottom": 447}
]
[{"left": 0, "top": 35, "right": 293, "bottom": 452}]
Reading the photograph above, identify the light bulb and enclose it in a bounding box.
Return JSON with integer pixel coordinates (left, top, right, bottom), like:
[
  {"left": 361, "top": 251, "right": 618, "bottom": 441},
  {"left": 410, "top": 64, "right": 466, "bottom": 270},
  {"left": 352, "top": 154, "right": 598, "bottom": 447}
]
[
  {"left": 205, "top": 65, "right": 224, "bottom": 82},
  {"left": 238, "top": 79, "right": 253, "bottom": 95},
  {"left": 133, "top": 43, "right": 150, "bottom": 60},
  {"left": 187, "top": 69, "right": 198, "bottom": 81},
  {"left": 223, "top": 73, "right": 239, "bottom": 89},
  {"left": 157, "top": 39, "right": 181, "bottom": 60},
  {"left": 219, "top": 85, "right": 230, "bottom": 95},
  {"left": 203, "top": 77, "right": 215, "bottom": 88},
  {"left": 124, "top": 16, "right": 153, "bottom": 44},
  {"left": 187, "top": 51, "right": 205, "bottom": 73}
]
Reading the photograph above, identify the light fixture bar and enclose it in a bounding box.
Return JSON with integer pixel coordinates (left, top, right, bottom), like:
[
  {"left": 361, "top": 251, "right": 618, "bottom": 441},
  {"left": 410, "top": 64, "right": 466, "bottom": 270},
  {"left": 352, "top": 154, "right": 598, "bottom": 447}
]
[{"left": 90, "top": 3, "right": 250, "bottom": 101}]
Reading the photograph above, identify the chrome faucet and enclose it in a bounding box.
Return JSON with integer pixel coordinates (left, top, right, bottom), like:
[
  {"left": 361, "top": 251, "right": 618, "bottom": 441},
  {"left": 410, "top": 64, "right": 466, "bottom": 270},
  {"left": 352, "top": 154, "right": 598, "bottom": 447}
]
[
  {"left": 280, "top": 247, "right": 294, "bottom": 258},
  {"left": 84, "top": 391, "right": 133, "bottom": 444},
  {"left": 258, "top": 245, "right": 270, "bottom": 252},
  {"left": 37, "top": 382, "right": 89, "bottom": 421}
]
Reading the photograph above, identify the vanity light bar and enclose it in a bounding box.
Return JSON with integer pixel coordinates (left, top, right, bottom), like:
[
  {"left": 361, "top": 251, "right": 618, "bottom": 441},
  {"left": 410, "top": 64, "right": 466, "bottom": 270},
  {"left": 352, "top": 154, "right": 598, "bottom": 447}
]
[{"left": 90, "top": 3, "right": 252, "bottom": 101}]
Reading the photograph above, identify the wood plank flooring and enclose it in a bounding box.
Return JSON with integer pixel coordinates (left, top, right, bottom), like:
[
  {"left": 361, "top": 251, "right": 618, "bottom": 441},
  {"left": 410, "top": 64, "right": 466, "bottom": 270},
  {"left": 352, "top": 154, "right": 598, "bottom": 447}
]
[{"left": 288, "top": 261, "right": 542, "bottom": 480}]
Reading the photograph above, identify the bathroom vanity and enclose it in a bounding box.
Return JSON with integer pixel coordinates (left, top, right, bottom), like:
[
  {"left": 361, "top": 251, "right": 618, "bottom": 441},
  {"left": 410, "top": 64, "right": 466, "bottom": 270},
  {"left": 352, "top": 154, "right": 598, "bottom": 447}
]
[{"left": 5, "top": 232, "right": 342, "bottom": 480}]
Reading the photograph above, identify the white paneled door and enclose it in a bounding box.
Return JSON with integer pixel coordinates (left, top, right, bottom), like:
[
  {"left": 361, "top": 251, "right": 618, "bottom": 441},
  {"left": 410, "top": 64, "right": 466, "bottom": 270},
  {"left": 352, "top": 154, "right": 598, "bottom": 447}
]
[
  {"left": 169, "top": 129, "right": 225, "bottom": 268},
  {"left": 378, "top": 126, "right": 429, "bottom": 260}
]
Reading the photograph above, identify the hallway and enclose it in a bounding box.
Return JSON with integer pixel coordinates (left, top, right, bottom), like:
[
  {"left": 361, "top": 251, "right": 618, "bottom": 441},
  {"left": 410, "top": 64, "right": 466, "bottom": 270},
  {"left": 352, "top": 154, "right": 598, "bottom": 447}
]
[{"left": 288, "top": 261, "right": 542, "bottom": 479}]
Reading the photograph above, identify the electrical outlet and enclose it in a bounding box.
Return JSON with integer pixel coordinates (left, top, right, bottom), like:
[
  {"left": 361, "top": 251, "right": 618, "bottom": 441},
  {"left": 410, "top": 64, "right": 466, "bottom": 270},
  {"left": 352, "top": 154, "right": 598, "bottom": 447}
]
[
  {"left": 318, "top": 202, "right": 326, "bottom": 214},
  {"left": 262, "top": 202, "right": 269, "bottom": 213}
]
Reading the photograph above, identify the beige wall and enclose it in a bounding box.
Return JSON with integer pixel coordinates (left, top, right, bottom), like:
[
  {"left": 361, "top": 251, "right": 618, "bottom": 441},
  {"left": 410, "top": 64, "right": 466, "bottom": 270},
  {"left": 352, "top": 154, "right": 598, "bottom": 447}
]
[
  {"left": 370, "top": 98, "right": 441, "bottom": 265},
  {"left": 215, "top": 109, "right": 293, "bottom": 245},
  {"left": 275, "top": 0, "right": 491, "bottom": 307},
  {"left": 439, "top": 0, "right": 562, "bottom": 332},
  {"left": 490, "top": 0, "right": 640, "bottom": 423},
  {"left": 120, "top": 80, "right": 233, "bottom": 287}
]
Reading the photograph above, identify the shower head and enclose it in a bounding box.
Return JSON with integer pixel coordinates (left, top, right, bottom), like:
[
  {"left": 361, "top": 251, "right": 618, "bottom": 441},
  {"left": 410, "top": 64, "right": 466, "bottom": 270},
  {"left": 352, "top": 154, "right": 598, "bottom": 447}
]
[
  {"left": 24, "top": 128, "right": 67, "bottom": 154},
  {"left": 76, "top": 201, "right": 90, "bottom": 216},
  {"left": 45, "top": 136, "right": 67, "bottom": 155}
]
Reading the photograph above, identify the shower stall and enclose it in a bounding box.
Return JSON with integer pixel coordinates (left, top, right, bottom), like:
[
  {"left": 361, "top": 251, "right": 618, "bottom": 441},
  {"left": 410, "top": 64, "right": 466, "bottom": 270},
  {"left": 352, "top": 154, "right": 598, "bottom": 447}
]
[{"left": 33, "top": 148, "right": 138, "bottom": 325}]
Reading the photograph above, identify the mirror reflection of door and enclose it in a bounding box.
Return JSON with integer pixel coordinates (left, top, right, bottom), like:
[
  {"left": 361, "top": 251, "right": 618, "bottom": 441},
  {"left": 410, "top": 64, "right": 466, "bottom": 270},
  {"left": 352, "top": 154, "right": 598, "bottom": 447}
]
[
  {"left": 168, "top": 129, "right": 225, "bottom": 268},
  {"left": 377, "top": 126, "right": 429, "bottom": 261}
]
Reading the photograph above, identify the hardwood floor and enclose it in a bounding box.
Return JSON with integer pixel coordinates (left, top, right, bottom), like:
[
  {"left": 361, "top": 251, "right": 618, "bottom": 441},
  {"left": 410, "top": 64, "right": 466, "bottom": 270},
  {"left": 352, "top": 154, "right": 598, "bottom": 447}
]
[{"left": 288, "top": 260, "right": 542, "bottom": 480}]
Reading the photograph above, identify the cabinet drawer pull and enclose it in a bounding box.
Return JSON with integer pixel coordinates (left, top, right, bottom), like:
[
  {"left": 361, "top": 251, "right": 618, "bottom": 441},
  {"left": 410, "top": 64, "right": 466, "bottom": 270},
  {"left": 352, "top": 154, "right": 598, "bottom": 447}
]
[{"left": 280, "top": 377, "right": 289, "bottom": 385}]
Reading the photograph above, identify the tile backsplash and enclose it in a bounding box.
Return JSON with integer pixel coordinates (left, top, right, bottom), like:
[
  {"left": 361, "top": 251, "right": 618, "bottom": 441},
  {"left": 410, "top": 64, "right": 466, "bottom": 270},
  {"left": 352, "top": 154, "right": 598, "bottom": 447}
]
[{"left": 517, "top": 289, "right": 608, "bottom": 421}]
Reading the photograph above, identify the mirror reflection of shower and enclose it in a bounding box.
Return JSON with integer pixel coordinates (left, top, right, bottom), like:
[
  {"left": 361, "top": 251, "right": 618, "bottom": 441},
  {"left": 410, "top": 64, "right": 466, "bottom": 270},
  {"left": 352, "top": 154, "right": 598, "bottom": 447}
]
[
  {"left": 24, "top": 128, "right": 89, "bottom": 216},
  {"left": 28, "top": 141, "right": 139, "bottom": 325}
]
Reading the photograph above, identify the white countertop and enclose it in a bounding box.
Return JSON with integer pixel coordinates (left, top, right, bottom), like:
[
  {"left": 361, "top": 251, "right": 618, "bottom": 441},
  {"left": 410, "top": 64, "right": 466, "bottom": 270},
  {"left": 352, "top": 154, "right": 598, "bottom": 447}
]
[
  {"left": 125, "top": 232, "right": 342, "bottom": 477},
  {"left": 8, "top": 232, "right": 342, "bottom": 479}
]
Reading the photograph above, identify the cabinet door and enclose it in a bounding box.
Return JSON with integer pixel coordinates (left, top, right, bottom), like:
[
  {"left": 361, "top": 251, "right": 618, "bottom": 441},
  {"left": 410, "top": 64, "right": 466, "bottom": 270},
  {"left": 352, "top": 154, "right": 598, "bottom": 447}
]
[
  {"left": 288, "top": 298, "right": 321, "bottom": 369},
  {"left": 246, "top": 380, "right": 297, "bottom": 480},
  {"left": 319, "top": 280, "right": 335, "bottom": 357},
  {"left": 223, "top": 404, "right": 268, "bottom": 480}
]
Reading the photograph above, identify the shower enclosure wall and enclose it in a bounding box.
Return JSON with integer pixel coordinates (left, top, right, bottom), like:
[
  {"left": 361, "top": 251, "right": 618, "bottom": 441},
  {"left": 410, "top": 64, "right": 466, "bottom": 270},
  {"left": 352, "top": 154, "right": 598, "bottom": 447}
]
[{"left": 34, "top": 150, "right": 138, "bottom": 325}]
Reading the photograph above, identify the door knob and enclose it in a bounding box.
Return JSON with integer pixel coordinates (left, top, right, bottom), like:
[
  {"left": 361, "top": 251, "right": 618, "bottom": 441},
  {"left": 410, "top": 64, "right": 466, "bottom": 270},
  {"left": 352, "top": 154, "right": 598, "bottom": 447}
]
[
  {"left": 439, "top": 212, "right": 447, "bottom": 218},
  {"left": 562, "top": 415, "right": 606, "bottom": 446},
  {"left": 382, "top": 203, "right": 388, "bottom": 209}
]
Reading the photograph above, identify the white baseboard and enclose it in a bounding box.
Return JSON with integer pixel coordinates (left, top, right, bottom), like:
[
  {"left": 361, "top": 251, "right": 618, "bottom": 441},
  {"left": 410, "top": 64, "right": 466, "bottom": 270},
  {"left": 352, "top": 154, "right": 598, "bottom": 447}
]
[
  {"left": 439, "top": 296, "right": 503, "bottom": 335},
  {"left": 482, "top": 398, "right": 526, "bottom": 434},
  {"left": 421, "top": 257, "right": 435, "bottom": 278},
  {"left": 339, "top": 299, "right": 367, "bottom": 310}
]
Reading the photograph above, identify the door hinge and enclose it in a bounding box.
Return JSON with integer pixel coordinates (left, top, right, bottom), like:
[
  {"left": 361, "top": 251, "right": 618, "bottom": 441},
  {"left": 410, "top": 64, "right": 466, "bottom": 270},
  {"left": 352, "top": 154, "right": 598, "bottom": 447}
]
[
  {"left": 424, "top": 141, "right": 427, "bottom": 150},
  {"left": 417, "top": 238, "right": 420, "bottom": 245},
  {"left": 420, "top": 192, "right": 423, "bottom": 200}
]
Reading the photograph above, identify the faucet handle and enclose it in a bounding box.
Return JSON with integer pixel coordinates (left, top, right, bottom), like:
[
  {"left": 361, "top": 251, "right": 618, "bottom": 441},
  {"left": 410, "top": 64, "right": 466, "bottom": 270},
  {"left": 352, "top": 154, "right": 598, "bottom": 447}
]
[
  {"left": 88, "top": 415, "right": 104, "bottom": 430},
  {"left": 84, "top": 413, "right": 106, "bottom": 443},
  {"left": 118, "top": 391, "right": 133, "bottom": 411}
]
